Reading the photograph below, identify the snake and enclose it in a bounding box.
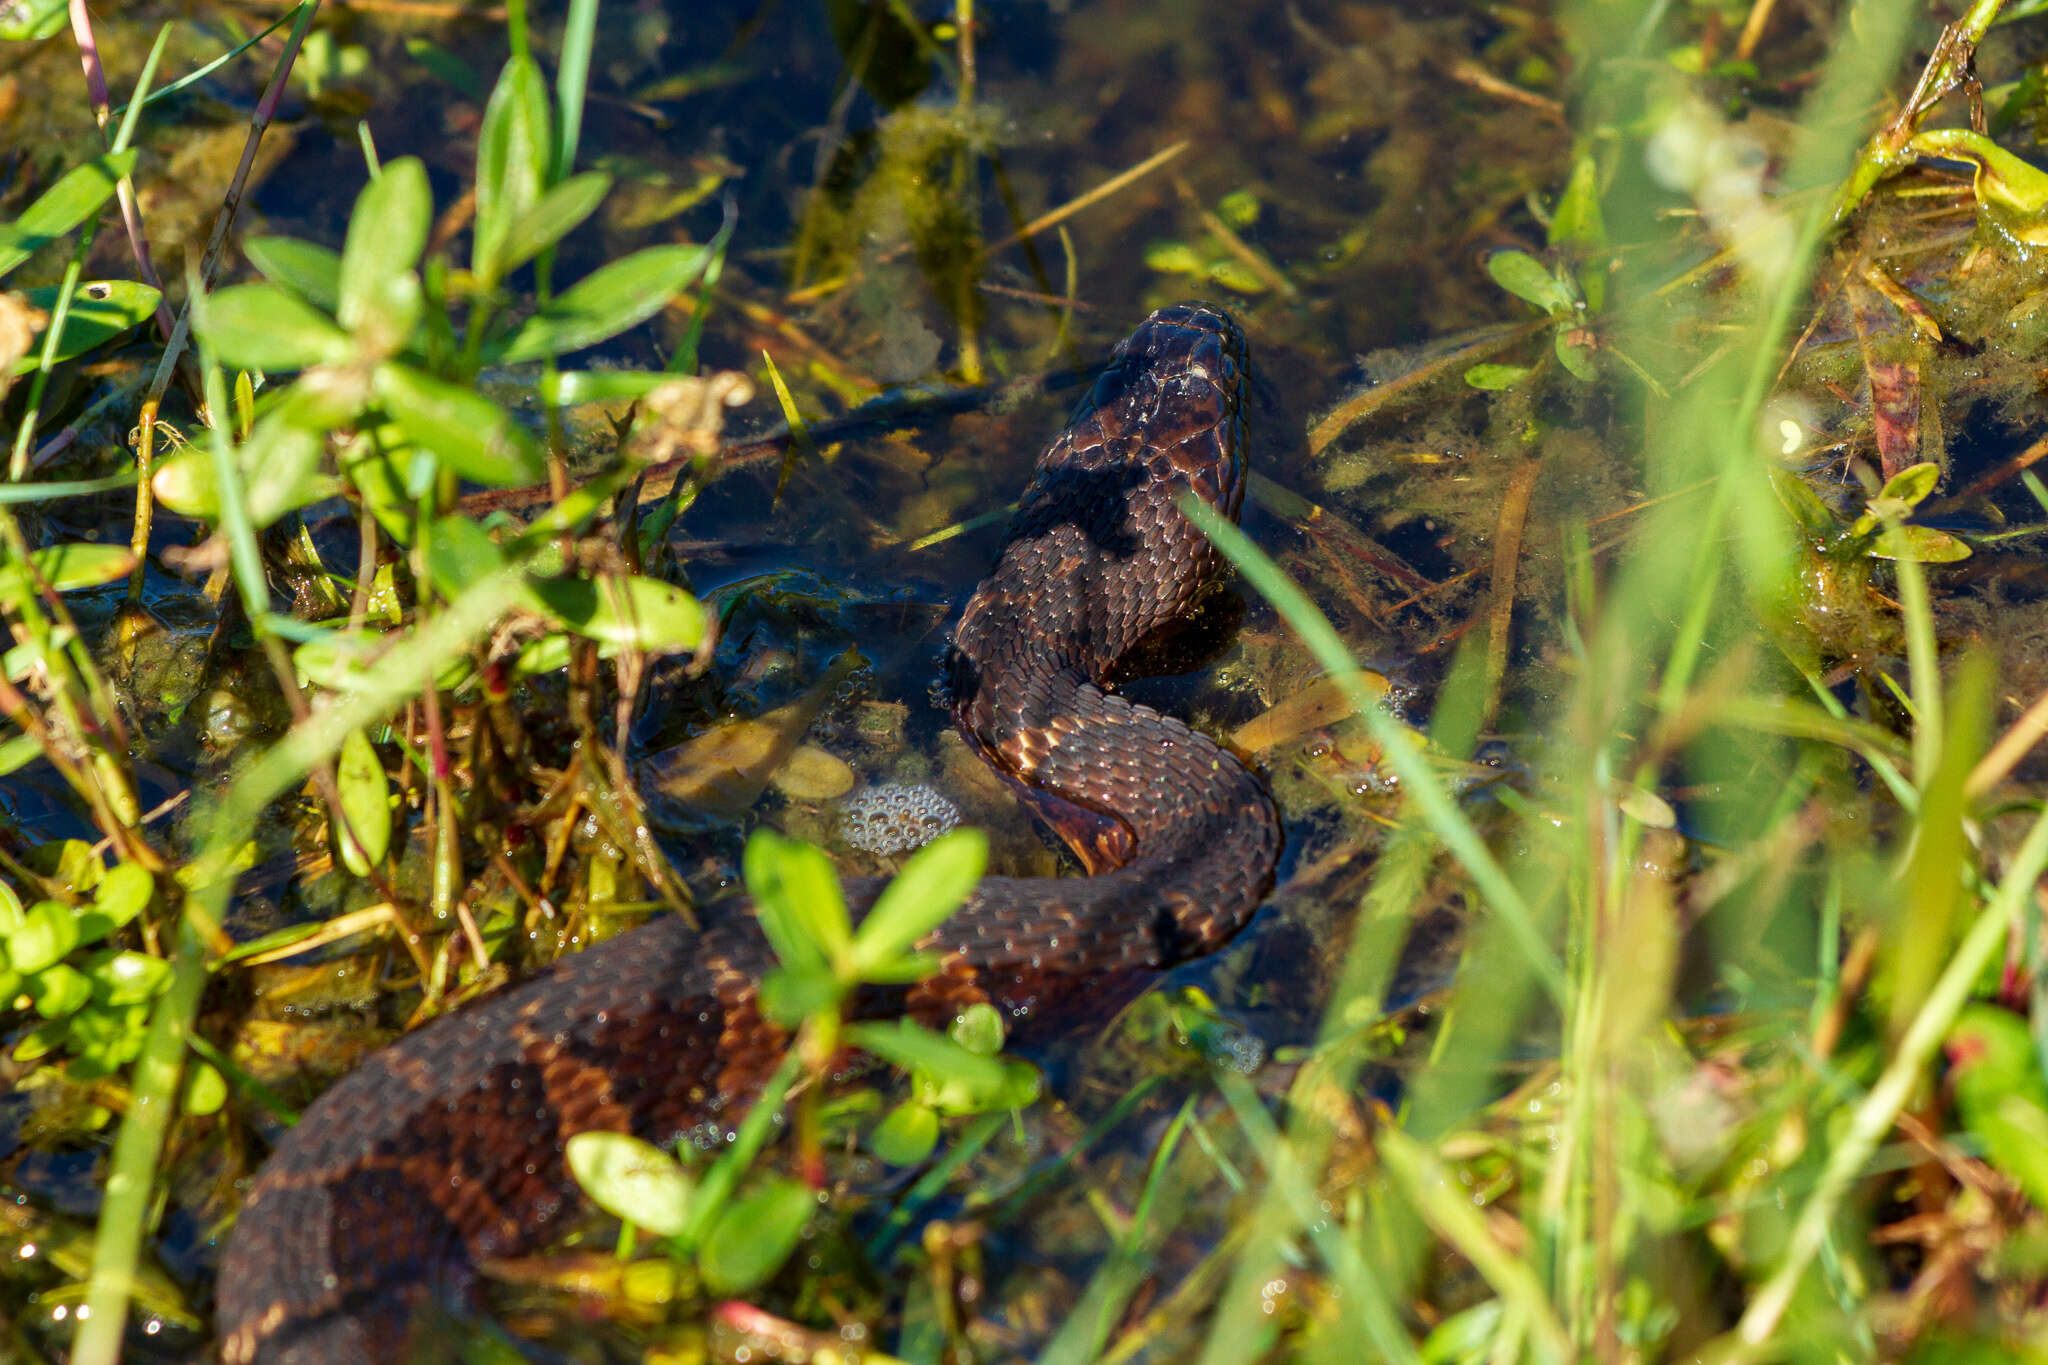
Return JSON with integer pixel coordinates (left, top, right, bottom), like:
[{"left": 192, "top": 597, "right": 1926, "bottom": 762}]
[{"left": 215, "top": 302, "right": 1282, "bottom": 1363}]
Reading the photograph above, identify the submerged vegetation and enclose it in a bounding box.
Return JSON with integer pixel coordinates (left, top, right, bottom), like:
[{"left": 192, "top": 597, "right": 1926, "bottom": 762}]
[{"left": 9, "top": 0, "right": 2048, "bottom": 1361}]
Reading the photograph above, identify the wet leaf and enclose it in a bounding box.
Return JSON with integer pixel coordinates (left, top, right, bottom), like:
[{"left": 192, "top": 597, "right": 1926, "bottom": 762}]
[
  {"left": 1487, "top": 250, "right": 1575, "bottom": 315},
  {"left": 1906, "top": 128, "right": 2048, "bottom": 246},
  {"left": 334, "top": 728, "right": 391, "bottom": 877},
  {"left": 1548, "top": 153, "right": 1608, "bottom": 260},
  {"left": 768, "top": 745, "right": 856, "bottom": 801},
  {"left": 372, "top": 361, "right": 545, "bottom": 486},
  {"left": 699, "top": 1177, "right": 812, "bottom": 1294},
  {"left": 1229, "top": 671, "right": 1392, "bottom": 755},
  {"left": 10, "top": 281, "right": 162, "bottom": 374},
  {"left": 243, "top": 236, "right": 342, "bottom": 312},
  {"left": 201, "top": 283, "right": 351, "bottom": 372},
  {"left": 950, "top": 1002, "right": 1004, "bottom": 1056},
  {"left": 473, "top": 54, "right": 552, "bottom": 284},
  {"left": 493, "top": 242, "right": 719, "bottom": 364},
  {"left": 1870, "top": 524, "right": 1972, "bottom": 564},
  {"left": 528, "top": 574, "right": 707, "bottom": 654},
  {"left": 1768, "top": 469, "right": 1837, "bottom": 544},
  {"left": 1464, "top": 362, "right": 1531, "bottom": 391},
  {"left": 1877, "top": 461, "right": 1941, "bottom": 510},
  {"left": 0, "top": 150, "right": 137, "bottom": 279},
  {"left": 869, "top": 1099, "right": 939, "bottom": 1165},
  {"left": 649, "top": 655, "right": 860, "bottom": 820},
  {"left": 564, "top": 1131, "right": 694, "bottom": 1238},
  {"left": 850, "top": 828, "right": 986, "bottom": 975},
  {"left": 1554, "top": 329, "right": 1597, "bottom": 381}
]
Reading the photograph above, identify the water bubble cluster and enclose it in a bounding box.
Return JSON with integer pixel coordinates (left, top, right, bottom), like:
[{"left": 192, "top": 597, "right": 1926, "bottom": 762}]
[{"left": 840, "top": 783, "right": 962, "bottom": 856}]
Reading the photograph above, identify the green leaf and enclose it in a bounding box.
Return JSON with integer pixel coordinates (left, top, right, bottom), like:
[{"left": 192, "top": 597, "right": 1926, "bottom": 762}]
[
  {"left": 1548, "top": 152, "right": 1608, "bottom": 256},
  {"left": 182, "top": 1060, "right": 228, "bottom": 1117},
  {"left": 151, "top": 452, "right": 219, "bottom": 520},
  {"left": 742, "top": 829, "right": 849, "bottom": 969},
  {"left": 698, "top": 1177, "right": 812, "bottom": 1295},
  {"left": 526, "top": 574, "right": 707, "bottom": 656},
  {"left": 564, "top": 1131, "right": 694, "bottom": 1238},
  {"left": 10, "top": 901, "right": 80, "bottom": 974},
  {"left": 494, "top": 242, "right": 717, "bottom": 364},
  {"left": 334, "top": 728, "right": 392, "bottom": 876},
  {"left": 10, "top": 281, "right": 162, "bottom": 375},
  {"left": 372, "top": 361, "right": 545, "bottom": 486},
  {"left": 240, "top": 409, "right": 333, "bottom": 528},
  {"left": 1768, "top": 469, "right": 1837, "bottom": 544},
  {"left": 0, "top": 151, "right": 138, "bottom": 279},
  {"left": 86, "top": 950, "right": 172, "bottom": 1005},
  {"left": 1877, "top": 460, "right": 1941, "bottom": 510},
  {"left": 242, "top": 236, "right": 342, "bottom": 312},
  {"left": 950, "top": 1002, "right": 1005, "bottom": 1056},
  {"left": 540, "top": 369, "right": 684, "bottom": 405},
  {"left": 0, "top": 0, "right": 65, "bottom": 40},
  {"left": 869, "top": 1100, "right": 940, "bottom": 1165},
  {"left": 27, "top": 542, "right": 136, "bottom": 593},
  {"left": 76, "top": 864, "right": 152, "bottom": 944},
  {"left": 758, "top": 963, "right": 842, "bottom": 1028},
  {"left": 1464, "top": 363, "right": 1531, "bottom": 391},
  {"left": 423, "top": 514, "right": 509, "bottom": 598},
  {"left": 846, "top": 1019, "right": 1008, "bottom": 1100},
  {"left": 0, "top": 732, "right": 44, "bottom": 777},
  {"left": 28, "top": 963, "right": 91, "bottom": 1018},
  {"left": 850, "top": 828, "right": 985, "bottom": 975},
  {"left": 1871, "top": 524, "right": 1973, "bottom": 564},
  {"left": 337, "top": 156, "right": 431, "bottom": 352},
  {"left": 1487, "top": 250, "right": 1575, "bottom": 315},
  {"left": 1554, "top": 329, "right": 1597, "bottom": 382},
  {"left": 200, "top": 283, "right": 351, "bottom": 371},
  {"left": 473, "top": 54, "right": 553, "bottom": 284},
  {"left": 494, "top": 170, "right": 613, "bottom": 280}
]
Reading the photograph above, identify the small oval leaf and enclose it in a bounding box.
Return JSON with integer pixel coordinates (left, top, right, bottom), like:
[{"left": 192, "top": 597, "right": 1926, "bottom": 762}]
[
  {"left": 565, "top": 1131, "right": 694, "bottom": 1238},
  {"left": 334, "top": 728, "right": 392, "bottom": 876},
  {"left": 698, "top": 1177, "right": 813, "bottom": 1295}
]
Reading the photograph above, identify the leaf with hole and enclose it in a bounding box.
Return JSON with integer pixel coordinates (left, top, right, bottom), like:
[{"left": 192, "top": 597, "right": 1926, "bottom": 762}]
[{"left": 10, "top": 281, "right": 162, "bottom": 374}]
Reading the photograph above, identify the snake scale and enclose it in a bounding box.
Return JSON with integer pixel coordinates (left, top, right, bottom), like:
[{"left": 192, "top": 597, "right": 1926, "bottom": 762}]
[{"left": 215, "top": 302, "right": 1281, "bottom": 1362}]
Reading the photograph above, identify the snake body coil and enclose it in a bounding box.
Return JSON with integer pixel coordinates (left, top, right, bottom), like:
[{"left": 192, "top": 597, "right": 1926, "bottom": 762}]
[{"left": 217, "top": 303, "right": 1280, "bottom": 1362}]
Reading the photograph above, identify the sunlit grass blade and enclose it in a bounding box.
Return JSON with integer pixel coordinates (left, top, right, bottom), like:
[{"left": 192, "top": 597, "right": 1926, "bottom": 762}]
[{"left": 1179, "top": 492, "right": 1567, "bottom": 1006}]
